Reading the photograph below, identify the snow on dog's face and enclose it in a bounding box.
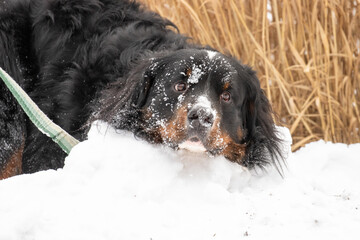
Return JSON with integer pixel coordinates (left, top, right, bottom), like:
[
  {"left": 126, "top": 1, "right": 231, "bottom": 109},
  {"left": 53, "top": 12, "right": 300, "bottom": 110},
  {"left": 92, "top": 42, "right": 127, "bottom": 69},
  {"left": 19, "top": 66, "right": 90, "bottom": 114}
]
[
  {"left": 140, "top": 50, "right": 248, "bottom": 163},
  {"left": 98, "top": 49, "right": 282, "bottom": 170}
]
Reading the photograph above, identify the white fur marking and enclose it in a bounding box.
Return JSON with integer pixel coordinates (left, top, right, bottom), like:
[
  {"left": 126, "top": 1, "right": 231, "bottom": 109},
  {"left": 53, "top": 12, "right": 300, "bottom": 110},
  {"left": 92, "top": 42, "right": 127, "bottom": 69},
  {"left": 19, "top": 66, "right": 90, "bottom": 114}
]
[{"left": 195, "top": 96, "right": 213, "bottom": 110}]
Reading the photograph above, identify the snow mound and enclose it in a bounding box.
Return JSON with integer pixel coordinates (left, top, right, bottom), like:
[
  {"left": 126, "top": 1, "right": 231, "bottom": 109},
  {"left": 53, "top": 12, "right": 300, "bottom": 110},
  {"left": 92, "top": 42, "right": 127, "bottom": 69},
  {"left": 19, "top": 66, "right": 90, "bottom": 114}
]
[{"left": 0, "top": 122, "right": 359, "bottom": 240}]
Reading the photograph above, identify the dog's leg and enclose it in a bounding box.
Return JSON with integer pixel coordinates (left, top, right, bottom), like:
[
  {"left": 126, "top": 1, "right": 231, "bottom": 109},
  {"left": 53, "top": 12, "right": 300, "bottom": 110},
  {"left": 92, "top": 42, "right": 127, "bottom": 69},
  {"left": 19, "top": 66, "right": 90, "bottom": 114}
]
[{"left": 0, "top": 1, "right": 31, "bottom": 179}]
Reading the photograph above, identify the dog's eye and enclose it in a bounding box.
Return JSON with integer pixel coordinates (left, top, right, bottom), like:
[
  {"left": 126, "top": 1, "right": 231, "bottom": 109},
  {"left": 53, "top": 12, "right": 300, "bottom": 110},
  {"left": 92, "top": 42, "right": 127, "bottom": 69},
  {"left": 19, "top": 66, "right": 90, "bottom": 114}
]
[
  {"left": 174, "top": 82, "right": 187, "bottom": 92},
  {"left": 220, "top": 91, "right": 231, "bottom": 102}
]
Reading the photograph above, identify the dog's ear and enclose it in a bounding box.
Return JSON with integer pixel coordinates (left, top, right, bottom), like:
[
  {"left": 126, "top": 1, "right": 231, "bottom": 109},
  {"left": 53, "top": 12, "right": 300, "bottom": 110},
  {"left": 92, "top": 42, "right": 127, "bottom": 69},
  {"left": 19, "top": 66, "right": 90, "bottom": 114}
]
[
  {"left": 241, "top": 68, "right": 262, "bottom": 139},
  {"left": 131, "top": 70, "right": 155, "bottom": 108},
  {"left": 241, "top": 66, "right": 283, "bottom": 172},
  {"left": 240, "top": 66, "right": 275, "bottom": 138},
  {"left": 131, "top": 59, "right": 164, "bottom": 108}
]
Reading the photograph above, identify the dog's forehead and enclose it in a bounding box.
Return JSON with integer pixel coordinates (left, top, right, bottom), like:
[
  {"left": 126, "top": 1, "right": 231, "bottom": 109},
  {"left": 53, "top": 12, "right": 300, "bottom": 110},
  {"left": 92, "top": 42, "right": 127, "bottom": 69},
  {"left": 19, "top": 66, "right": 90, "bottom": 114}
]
[
  {"left": 203, "top": 51, "right": 239, "bottom": 87},
  {"left": 173, "top": 50, "right": 238, "bottom": 81}
]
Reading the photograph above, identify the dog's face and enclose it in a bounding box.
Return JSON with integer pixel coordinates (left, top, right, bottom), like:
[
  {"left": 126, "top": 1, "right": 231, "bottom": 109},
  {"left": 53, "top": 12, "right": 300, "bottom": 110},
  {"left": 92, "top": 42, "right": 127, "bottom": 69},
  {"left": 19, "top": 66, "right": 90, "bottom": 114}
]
[
  {"left": 136, "top": 49, "right": 267, "bottom": 165},
  {"left": 98, "top": 49, "right": 281, "bottom": 169}
]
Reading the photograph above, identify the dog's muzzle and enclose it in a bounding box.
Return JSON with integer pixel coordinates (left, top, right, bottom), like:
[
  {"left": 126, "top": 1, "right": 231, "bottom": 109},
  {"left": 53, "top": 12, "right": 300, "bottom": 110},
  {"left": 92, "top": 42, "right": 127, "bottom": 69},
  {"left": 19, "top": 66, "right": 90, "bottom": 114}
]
[{"left": 178, "top": 105, "right": 215, "bottom": 152}]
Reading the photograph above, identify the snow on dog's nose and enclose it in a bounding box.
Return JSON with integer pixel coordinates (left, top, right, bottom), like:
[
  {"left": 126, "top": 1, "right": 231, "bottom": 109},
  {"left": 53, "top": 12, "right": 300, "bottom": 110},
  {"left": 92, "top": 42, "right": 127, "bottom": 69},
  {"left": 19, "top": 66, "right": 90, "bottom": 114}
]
[
  {"left": 179, "top": 96, "right": 216, "bottom": 153},
  {"left": 187, "top": 96, "right": 215, "bottom": 128},
  {"left": 187, "top": 106, "right": 214, "bottom": 128}
]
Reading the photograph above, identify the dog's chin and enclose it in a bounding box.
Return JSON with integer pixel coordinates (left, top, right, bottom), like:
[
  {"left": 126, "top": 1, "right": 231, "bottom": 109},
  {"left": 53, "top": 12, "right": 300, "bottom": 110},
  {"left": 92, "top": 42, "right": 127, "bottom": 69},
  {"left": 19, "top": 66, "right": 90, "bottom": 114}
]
[{"left": 178, "top": 137, "right": 207, "bottom": 153}]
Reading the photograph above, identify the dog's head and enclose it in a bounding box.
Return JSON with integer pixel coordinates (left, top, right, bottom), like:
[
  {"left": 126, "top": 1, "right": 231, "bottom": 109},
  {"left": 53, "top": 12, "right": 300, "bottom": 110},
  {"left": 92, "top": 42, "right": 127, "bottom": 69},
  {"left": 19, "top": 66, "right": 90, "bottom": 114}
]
[{"left": 97, "top": 49, "right": 283, "bottom": 172}]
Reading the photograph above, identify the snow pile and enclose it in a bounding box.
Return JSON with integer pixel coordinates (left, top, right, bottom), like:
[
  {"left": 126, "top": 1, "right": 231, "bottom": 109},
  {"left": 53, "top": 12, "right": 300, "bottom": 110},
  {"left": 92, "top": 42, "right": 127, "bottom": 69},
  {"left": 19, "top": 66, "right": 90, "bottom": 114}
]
[{"left": 0, "top": 122, "right": 359, "bottom": 240}]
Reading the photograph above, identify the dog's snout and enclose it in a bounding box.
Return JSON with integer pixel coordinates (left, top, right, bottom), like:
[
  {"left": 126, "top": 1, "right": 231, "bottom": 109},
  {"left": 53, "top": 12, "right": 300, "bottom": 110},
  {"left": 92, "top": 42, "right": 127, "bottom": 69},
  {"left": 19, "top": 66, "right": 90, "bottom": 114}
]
[{"left": 188, "top": 106, "right": 214, "bottom": 127}]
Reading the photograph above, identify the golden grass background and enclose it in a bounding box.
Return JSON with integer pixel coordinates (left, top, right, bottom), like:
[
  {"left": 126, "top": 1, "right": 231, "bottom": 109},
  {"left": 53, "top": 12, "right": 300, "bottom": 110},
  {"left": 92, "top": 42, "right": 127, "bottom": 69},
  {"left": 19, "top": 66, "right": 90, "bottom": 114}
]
[{"left": 140, "top": 0, "right": 360, "bottom": 151}]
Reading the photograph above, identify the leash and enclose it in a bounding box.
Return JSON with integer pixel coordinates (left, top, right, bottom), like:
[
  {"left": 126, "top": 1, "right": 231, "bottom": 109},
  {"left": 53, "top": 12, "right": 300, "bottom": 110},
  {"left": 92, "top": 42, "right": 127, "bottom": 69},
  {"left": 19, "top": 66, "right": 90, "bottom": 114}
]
[{"left": 0, "top": 67, "right": 79, "bottom": 154}]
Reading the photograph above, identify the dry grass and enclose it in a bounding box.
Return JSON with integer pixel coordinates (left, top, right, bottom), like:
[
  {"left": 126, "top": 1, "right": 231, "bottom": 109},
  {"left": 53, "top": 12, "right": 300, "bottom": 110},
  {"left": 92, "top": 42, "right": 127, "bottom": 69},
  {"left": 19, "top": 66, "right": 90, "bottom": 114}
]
[{"left": 140, "top": 0, "right": 360, "bottom": 151}]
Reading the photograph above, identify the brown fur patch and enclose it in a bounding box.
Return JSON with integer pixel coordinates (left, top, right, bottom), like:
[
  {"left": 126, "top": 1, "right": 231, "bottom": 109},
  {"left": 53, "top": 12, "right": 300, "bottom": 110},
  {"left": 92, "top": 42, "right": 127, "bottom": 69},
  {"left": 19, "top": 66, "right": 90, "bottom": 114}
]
[
  {"left": 223, "top": 81, "right": 231, "bottom": 90},
  {"left": 185, "top": 68, "right": 192, "bottom": 77},
  {"left": 0, "top": 144, "right": 24, "bottom": 180},
  {"left": 141, "top": 108, "right": 163, "bottom": 143},
  {"left": 221, "top": 139, "right": 246, "bottom": 164},
  {"left": 207, "top": 115, "right": 246, "bottom": 164},
  {"left": 158, "top": 106, "right": 188, "bottom": 143}
]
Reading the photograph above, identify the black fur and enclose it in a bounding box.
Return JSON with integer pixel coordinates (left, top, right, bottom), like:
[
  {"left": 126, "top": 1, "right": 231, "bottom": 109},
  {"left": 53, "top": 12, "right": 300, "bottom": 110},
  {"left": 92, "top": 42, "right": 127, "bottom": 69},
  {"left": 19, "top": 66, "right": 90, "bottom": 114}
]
[{"left": 0, "top": 0, "right": 283, "bottom": 177}]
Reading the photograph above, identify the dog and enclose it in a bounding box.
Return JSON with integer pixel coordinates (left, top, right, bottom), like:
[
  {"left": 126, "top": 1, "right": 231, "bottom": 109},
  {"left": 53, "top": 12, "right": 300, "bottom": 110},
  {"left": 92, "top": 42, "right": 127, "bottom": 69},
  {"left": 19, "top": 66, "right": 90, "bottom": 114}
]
[{"left": 0, "top": 0, "right": 283, "bottom": 179}]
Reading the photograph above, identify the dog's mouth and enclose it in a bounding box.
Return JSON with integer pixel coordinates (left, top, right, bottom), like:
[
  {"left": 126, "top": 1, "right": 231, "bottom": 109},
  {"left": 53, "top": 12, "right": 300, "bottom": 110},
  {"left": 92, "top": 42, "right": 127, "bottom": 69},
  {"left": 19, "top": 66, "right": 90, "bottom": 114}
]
[{"left": 178, "top": 136, "right": 207, "bottom": 152}]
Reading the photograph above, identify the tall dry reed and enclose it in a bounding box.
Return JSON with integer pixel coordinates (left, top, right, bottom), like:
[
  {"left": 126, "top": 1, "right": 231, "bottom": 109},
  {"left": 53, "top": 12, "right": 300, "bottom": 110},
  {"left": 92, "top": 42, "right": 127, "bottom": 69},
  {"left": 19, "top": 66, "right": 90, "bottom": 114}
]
[{"left": 140, "top": 0, "right": 360, "bottom": 151}]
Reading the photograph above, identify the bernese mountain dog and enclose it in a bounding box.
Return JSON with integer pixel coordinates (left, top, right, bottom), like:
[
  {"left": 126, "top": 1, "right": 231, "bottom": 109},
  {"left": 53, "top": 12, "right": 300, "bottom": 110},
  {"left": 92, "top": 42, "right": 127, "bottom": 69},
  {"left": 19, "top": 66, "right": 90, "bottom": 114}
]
[{"left": 0, "top": 0, "right": 283, "bottom": 179}]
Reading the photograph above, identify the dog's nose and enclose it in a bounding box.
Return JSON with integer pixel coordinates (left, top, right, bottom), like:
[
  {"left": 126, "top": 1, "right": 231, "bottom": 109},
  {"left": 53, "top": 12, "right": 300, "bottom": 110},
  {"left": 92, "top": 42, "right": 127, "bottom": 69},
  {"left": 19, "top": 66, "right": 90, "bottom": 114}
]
[{"left": 188, "top": 106, "right": 214, "bottom": 128}]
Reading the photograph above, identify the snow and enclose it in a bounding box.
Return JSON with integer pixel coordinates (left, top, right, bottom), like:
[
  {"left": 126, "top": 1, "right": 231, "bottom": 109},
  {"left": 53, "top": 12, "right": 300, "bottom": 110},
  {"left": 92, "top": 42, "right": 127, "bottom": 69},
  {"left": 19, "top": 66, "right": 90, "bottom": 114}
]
[
  {"left": 206, "top": 50, "right": 217, "bottom": 60},
  {"left": 1, "top": 122, "right": 360, "bottom": 240},
  {"left": 187, "top": 64, "right": 203, "bottom": 84}
]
